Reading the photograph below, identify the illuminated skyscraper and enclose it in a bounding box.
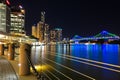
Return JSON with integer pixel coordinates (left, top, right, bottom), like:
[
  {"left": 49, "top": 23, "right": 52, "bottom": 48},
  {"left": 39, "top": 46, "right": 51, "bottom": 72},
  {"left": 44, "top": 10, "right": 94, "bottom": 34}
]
[
  {"left": 41, "top": 11, "right": 45, "bottom": 23},
  {"left": 50, "top": 28, "right": 62, "bottom": 42},
  {"left": 36, "top": 21, "right": 44, "bottom": 42},
  {"left": 0, "top": 2, "right": 10, "bottom": 33},
  {"left": 32, "top": 25, "right": 37, "bottom": 37},
  {"left": 44, "top": 24, "right": 49, "bottom": 43},
  {"left": 10, "top": 5, "right": 25, "bottom": 35},
  {"left": 31, "top": 12, "right": 50, "bottom": 43},
  {"left": 35, "top": 12, "right": 49, "bottom": 42}
]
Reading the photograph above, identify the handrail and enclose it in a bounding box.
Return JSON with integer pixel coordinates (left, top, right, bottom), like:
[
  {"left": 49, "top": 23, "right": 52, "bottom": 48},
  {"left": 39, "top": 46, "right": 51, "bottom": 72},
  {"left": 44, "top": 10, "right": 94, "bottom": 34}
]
[{"left": 25, "top": 49, "right": 41, "bottom": 80}]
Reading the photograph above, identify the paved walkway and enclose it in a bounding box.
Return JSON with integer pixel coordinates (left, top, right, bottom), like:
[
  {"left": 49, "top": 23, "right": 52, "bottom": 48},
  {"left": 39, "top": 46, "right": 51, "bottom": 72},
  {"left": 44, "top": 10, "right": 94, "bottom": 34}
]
[
  {"left": 0, "top": 56, "right": 37, "bottom": 80},
  {"left": 0, "top": 56, "right": 18, "bottom": 80}
]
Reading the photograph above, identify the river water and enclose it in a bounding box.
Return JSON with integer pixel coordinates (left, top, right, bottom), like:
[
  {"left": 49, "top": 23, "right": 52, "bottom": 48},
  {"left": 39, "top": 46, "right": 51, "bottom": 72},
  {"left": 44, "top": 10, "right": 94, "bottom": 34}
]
[{"left": 31, "top": 43, "right": 120, "bottom": 80}]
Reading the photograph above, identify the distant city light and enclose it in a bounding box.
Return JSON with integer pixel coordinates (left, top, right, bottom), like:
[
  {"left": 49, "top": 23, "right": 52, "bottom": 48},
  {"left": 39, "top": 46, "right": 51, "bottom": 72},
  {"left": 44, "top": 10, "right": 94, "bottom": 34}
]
[
  {"left": 19, "top": 5, "right": 23, "bottom": 9},
  {"left": 21, "top": 10, "right": 25, "bottom": 14}
]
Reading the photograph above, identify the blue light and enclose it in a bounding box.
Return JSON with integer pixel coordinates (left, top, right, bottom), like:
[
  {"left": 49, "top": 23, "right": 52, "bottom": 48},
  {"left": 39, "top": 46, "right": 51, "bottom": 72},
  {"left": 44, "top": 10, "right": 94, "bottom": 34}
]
[
  {"left": 72, "top": 35, "right": 82, "bottom": 39},
  {"left": 102, "top": 30, "right": 107, "bottom": 33}
]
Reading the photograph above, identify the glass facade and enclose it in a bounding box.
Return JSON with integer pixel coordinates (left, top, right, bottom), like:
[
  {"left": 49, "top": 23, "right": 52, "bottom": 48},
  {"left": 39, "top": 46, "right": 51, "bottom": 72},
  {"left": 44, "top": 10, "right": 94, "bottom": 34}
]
[
  {"left": 50, "top": 28, "right": 62, "bottom": 42},
  {"left": 10, "top": 11, "right": 25, "bottom": 35},
  {"left": 0, "top": 3, "right": 10, "bottom": 33}
]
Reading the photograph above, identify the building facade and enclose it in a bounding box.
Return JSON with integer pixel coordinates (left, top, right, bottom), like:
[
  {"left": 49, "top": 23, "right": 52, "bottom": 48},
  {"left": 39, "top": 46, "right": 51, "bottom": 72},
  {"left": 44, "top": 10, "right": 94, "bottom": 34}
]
[
  {"left": 10, "top": 6, "right": 25, "bottom": 35},
  {"left": 50, "top": 28, "right": 62, "bottom": 42},
  {"left": 36, "top": 21, "right": 49, "bottom": 42},
  {"left": 36, "top": 21, "right": 44, "bottom": 42},
  {"left": 32, "top": 25, "right": 37, "bottom": 37},
  {"left": 44, "top": 24, "right": 49, "bottom": 43},
  {"left": 0, "top": 3, "right": 10, "bottom": 33}
]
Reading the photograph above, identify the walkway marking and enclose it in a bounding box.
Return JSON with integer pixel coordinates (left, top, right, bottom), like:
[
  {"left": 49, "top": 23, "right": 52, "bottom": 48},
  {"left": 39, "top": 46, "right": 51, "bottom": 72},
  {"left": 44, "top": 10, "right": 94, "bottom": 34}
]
[
  {"left": 62, "top": 54, "right": 120, "bottom": 68},
  {"left": 44, "top": 57, "right": 95, "bottom": 80},
  {"left": 42, "top": 72, "right": 52, "bottom": 80},
  {"left": 44, "top": 68, "right": 61, "bottom": 80},
  {"left": 49, "top": 51, "right": 120, "bottom": 69},
  {"left": 49, "top": 53, "right": 120, "bottom": 73},
  {"left": 43, "top": 62, "right": 73, "bottom": 80}
]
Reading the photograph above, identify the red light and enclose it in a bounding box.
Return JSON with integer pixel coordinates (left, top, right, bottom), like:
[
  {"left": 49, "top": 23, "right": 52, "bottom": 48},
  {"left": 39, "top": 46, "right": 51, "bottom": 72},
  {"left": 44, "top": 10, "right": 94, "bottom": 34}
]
[{"left": 6, "top": 0, "right": 10, "bottom": 5}]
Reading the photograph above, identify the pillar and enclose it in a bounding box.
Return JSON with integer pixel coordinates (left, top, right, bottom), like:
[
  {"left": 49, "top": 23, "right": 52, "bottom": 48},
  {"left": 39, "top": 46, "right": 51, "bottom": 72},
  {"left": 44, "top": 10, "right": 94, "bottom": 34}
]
[
  {"left": 8, "top": 43, "right": 14, "bottom": 60},
  {"left": 0, "top": 44, "right": 4, "bottom": 55},
  {"left": 19, "top": 43, "right": 30, "bottom": 76}
]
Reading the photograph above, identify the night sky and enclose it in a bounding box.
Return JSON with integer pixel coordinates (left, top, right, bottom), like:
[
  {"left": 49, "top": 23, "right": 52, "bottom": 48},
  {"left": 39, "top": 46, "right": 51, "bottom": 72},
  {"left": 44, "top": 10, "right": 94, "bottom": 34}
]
[{"left": 10, "top": 0, "right": 120, "bottom": 38}]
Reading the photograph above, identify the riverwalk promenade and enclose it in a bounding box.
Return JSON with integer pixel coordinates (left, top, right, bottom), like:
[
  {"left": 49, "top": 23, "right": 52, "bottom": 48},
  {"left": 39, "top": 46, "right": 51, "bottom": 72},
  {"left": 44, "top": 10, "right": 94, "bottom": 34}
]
[{"left": 0, "top": 56, "right": 37, "bottom": 80}]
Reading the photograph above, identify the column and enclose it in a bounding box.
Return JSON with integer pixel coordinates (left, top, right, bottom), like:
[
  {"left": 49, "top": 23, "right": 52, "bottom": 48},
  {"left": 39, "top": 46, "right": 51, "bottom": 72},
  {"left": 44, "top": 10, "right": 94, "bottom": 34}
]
[
  {"left": 0, "top": 44, "right": 4, "bottom": 55},
  {"left": 8, "top": 43, "right": 14, "bottom": 60},
  {"left": 19, "top": 43, "right": 30, "bottom": 75}
]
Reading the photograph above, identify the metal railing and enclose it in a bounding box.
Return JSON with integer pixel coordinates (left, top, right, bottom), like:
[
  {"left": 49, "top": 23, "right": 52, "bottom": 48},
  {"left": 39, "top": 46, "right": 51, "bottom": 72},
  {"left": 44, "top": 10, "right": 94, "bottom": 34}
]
[{"left": 25, "top": 47, "right": 50, "bottom": 80}]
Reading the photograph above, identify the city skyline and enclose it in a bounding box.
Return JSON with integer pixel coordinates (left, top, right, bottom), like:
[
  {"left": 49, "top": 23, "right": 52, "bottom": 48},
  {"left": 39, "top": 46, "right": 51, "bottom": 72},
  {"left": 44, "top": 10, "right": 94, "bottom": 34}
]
[{"left": 10, "top": 0, "right": 120, "bottom": 38}]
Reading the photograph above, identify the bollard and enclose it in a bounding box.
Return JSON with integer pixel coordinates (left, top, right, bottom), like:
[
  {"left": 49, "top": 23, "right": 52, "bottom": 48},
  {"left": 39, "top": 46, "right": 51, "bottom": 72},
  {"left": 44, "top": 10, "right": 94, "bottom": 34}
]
[
  {"left": 0, "top": 44, "right": 4, "bottom": 55},
  {"left": 19, "top": 43, "right": 30, "bottom": 76},
  {"left": 8, "top": 43, "right": 14, "bottom": 60}
]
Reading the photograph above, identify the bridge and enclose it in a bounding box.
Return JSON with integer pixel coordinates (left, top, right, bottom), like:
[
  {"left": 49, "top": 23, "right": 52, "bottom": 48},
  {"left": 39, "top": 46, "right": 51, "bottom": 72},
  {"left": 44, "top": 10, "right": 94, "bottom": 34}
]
[{"left": 70, "top": 31, "right": 120, "bottom": 43}]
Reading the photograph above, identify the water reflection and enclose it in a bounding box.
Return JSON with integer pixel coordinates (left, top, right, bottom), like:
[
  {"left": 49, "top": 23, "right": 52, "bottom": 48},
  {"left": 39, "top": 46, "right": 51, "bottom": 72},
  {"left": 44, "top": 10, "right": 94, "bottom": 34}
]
[
  {"left": 69, "top": 44, "right": 120, "bottom": 65},
  {"left": 32, "top": 44, "right": 120, "bottom": 65},
  {"left": 31, "top": 43, "right": 120, "bottom": 80}
]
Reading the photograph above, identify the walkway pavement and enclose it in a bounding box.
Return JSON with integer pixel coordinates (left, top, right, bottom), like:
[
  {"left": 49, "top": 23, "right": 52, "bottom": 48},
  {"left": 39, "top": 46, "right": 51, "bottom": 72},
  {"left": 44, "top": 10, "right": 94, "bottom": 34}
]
[
  {"left": 0, "top": 56, "right": 37, "bottom": 80},
  {"left": 0, "top": 56, "right": 18, "bottom": 80}
]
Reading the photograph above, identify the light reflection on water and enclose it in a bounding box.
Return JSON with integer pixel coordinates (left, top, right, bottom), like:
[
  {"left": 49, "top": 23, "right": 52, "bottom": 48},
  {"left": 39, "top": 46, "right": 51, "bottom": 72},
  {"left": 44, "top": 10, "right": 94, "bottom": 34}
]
[
  {"left": 31, "top": 43, "right": 120, "bottom": 65},
  {"left": 31, "top": 43, "right": 120, "bottom": 80},
  {"left": 69, "top": 44, "right": 120, "bottom": 65}
]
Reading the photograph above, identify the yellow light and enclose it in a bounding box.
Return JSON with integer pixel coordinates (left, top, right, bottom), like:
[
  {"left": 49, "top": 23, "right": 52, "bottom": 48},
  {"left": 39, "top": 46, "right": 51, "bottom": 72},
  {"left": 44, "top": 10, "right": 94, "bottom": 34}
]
[
  {"left": 0, "top": 34, "right": 5, "bottom": 38},
  {"left": 18, "top": 63, "right": 21, "bottom": 67},
  {"left": 30, "top": 65, "right": 48, "bottom": 72},
  {"left": 8, "top": 53, "right": 10, "bottom": 56},
  {"left": 21, "top": 10, "right": 25, "bottom": 14}
]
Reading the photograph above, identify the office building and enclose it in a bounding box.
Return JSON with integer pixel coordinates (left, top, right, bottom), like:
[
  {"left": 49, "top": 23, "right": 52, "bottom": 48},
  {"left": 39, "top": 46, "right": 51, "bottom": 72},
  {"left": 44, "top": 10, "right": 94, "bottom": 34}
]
[
  {"left": 36, "top": 21, "right": 49, "bottom": 42},
  {"left": 44, "top": 24, "right": 49, "bottom": 43},
  {"left": 50, "top": 28, "right": 62, "bottom": 42},
  {"left": 32, "top": 25, "right": 37, "bottom": 37},
  {"left": 10, "top": 5, "right": 25, "bottom": 35},
  {"left": 0, "top": 2, "right": 10, "bottom": 33},
  {"left": 36, "top": 21, "right": 44, "bottom": 42}
]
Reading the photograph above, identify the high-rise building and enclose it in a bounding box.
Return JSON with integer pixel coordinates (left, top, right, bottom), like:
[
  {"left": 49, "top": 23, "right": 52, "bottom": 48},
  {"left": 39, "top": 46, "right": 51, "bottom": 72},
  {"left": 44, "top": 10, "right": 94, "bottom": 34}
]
[
  {"left": 55, "top": 28, "right": 62, "bottom": 41},
  {"left": 50, "top": 28, "right": 62, "bottom": 42},
  {"left": 10, "top": 5, "right": 25, "bottom": 35},
  {"left": 36, "top": 21, "right": 44, "bottom": 42},
  {"left": 31, "top": 11, "right": 50, "bottom": 43},
  {"left": 50, "top": 30, "right": 56, "bottom": 42},
  {"left": 32, "top": 25, "right": 37, "bottom": 37},
  {"left": 0, "top": 2, "right": 10, "bottom": 33},
  {"left": 44, "top": 24, "right": 49, "bottom": 43},
  {"left": 32, "top": 21, "right": 49, "bottom": 42}
]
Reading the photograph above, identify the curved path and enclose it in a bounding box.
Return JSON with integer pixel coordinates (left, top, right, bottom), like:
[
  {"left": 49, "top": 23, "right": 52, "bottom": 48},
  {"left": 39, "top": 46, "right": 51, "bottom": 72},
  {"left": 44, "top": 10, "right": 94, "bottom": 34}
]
[{"left": 0, "top": 56, "right": 18, "bottom": 80}]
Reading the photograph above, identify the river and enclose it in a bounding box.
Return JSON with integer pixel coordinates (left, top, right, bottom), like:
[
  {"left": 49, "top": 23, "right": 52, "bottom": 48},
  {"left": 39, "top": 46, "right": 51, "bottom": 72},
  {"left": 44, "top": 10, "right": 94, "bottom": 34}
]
[{"left": 31, "top": 43, "right": 120, "bottom": 80}]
